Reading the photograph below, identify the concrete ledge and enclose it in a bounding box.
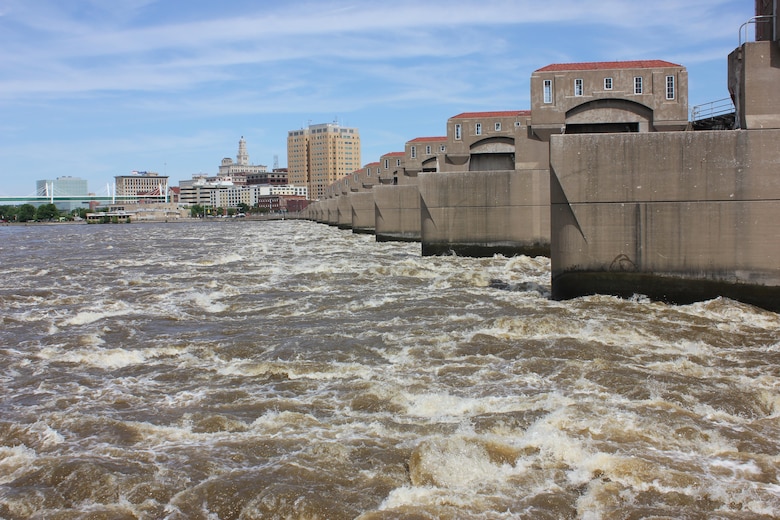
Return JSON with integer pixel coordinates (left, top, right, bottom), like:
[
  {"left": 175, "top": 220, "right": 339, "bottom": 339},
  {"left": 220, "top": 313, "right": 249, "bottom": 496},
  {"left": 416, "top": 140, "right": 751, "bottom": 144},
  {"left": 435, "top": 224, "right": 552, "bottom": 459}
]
[
  {"left": 376, "top": 233, "right": 420, "bottom": 243},
  {"left": 551, "top": 130, "right": 780, "bottom": 204}
]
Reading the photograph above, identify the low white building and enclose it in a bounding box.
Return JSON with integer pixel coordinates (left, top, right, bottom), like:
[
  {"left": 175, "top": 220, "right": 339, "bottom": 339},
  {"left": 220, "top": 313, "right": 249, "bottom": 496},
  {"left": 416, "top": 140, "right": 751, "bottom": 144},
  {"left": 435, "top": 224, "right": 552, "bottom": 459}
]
[
  {"left": 211, "top": 184, "right": 308, "bottom": 208},
  {"left": 179, "top": 175, "right": 234, "bottom": 206}
]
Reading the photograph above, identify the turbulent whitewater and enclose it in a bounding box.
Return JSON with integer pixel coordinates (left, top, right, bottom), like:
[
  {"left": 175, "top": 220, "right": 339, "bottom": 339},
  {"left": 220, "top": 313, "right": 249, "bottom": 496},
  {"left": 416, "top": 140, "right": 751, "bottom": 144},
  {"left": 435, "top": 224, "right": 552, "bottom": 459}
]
[{"left": 0, "top": 220, "right": 778, "bottom": 519}]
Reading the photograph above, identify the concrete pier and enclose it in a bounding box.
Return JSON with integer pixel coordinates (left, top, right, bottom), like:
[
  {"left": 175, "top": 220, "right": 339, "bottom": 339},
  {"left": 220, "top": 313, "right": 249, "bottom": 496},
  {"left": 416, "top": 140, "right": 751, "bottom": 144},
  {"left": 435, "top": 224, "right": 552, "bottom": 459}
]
[
  {"left": 549, "top": 130, "right": 780, "bottom": 310},
  {"left": 351, "top": 191, "right": 376, "bottom": 234},
  {"left": 373, "top": 183, "right": 421, "bottom": 242},
  {"left": 419, "top": 169, "right": 550, "bottom": 257},
  {"left": 336, "top": 194, "right": 352, "bottom": 229},
  {"left": 323, "top": 198, "right": 338, "bottom": 226}
]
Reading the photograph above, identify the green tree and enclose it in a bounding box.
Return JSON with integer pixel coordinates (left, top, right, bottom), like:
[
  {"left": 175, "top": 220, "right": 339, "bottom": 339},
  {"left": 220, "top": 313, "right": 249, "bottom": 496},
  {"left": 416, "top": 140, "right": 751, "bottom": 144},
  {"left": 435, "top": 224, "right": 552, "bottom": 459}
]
[
  {"left": 237, "top": 202, "right": 249, "bottom": 214},
  {"left": 18, "top": 204, "right": 36, "bottom": 222},
  {"left": 0, "top": 205, "right": 18, "bottom": 221},
  {"left": 35, "top": 203, "right": 59, "bottom": 221}
]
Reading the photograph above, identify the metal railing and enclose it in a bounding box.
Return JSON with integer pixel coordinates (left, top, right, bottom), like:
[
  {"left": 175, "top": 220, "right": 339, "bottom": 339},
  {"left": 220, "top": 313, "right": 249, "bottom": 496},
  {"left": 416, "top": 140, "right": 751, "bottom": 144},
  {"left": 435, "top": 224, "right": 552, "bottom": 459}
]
[
  {"left": 691, "top": 97, "right": 735, "bottom": 121},
  {"left": 739, "top": 14, "right": 776, "bottom": 46}
]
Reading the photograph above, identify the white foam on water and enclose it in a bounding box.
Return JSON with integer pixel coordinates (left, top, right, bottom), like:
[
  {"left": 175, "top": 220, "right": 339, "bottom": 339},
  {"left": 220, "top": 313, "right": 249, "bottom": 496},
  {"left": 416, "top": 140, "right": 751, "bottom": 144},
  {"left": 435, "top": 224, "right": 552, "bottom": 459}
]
[
  {"left": 524, "top": 419, "right": 592, "bottom": 478},
  {"left": 344, "top": 294, "right": 401, "bottom": 312},
  {"left": 287, "top": 362, "right": 375, "bottom": 381},
  {"left": 709, "top": 457, "right": 763, "bottom": 477},
  {"left": 27, "top": 421, "right": 66, "bottom": 449},
  {"left": 78, "top": 332, "right": 106, "bottom": 347},
  {"left": 682, "top": 297, "right": 780, "bottom": 329},
  {"left": 474, "top": 312, "right": 663, "bottom": 347},
  {"left": 214, "top": 358, "right": 375, "bottom": 382},
  {"left": 250, "top": 410, "right": 322, "bottom": 434},
  {"left": 125, "top": 417, "right": 222, "bottom": 445},
  {"left": 190, "top": 252, "right": 243, "bottom": 266},
  {"left": 36, "top": 345, "right": 184, "bottom": 370},
  {"left": 190, "top": 291, "right": 229, "bottom": 313},
  {"left": 378, "top": 484, "right": 486, "bottom": 513},
  {"left": 414, "top": 436, "right": 521, "bottom": 489},
  {"left": 0, "top": 445, "right": 39, "bottom": 484},
  {"left": 644, "top": 356, "right": 720, "bottom": 379},
  {"left": 756, "top": 389, "right": 780, "bottom": 417},
  {"left": 61, "top": 302, "right": 133, "bottom": 326},
  {"left": 401, "top": 390, "right": 542, "bottom": 421},
  {"left": 403, "top": 392, "right": 484, "bottom": 419}
]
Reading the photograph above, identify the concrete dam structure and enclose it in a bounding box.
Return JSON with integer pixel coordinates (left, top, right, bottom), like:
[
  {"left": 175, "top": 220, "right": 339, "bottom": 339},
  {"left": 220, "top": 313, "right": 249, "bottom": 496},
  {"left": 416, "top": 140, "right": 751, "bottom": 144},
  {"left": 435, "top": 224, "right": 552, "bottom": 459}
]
[
  {"left": 549, "top": 5, "right": 780, "bottom": 311},
  {"left": 300, "top": 3, "right": 779, "bottom": 311},
  {"left": 549, "top": 130, "right": 780, "bottom": 311}
]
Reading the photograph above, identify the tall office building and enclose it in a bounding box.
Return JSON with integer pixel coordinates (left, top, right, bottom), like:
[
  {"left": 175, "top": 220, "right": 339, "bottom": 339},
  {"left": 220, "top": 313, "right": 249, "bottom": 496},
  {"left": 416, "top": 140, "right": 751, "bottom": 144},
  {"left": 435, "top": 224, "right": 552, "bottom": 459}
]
[
  {"left": 115, "top": 171, "right": 169, "bottom": 201},
  {"left": 287, "top": 122, "right": 361, "bottom": 200},
  {"left": 35, "top": 176, "right": 89, "bottom": 211}
]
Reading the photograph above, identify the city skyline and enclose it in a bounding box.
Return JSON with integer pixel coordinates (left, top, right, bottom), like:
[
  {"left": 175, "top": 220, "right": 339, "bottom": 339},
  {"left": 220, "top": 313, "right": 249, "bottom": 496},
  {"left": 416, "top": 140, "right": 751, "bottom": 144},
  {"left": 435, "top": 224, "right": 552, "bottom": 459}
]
[{"left": 0, "top": 0, "right": 754, "bottom": 196}]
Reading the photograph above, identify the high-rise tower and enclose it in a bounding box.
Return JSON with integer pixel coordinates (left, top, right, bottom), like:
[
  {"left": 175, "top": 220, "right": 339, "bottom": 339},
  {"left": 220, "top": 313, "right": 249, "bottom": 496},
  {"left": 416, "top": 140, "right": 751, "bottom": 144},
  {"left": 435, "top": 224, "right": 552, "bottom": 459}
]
[{"left": 287, "top": 122, "right": 361, "bottom": 200}]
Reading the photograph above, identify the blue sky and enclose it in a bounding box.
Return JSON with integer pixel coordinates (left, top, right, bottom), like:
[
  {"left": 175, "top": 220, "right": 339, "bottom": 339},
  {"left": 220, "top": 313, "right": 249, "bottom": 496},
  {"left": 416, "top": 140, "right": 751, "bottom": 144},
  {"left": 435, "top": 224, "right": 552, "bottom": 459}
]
[{"left": 0, "top": 0, "right": 754, "bottom": 196}]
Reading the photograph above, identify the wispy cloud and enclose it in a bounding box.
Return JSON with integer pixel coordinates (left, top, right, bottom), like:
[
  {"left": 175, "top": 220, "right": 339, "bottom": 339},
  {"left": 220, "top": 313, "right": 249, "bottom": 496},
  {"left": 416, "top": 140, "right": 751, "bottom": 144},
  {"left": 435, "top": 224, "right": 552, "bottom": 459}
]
[
  {"left": 0, "top": 0, "right": 755, "bottom": 194},
  {"left": 0, "top": 0, "right": 747, "bottom": 100}
]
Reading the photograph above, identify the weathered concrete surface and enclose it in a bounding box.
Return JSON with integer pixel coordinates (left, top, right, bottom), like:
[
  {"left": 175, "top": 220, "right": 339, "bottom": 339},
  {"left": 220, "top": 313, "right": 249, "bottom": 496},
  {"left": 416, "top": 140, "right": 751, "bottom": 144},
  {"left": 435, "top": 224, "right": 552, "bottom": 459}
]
[
  {"left": 373, "top": 184, "right": 421, "bottom": 242},
  {"left": 336, "top": 195, "right": 352, "bottom": 229},
  {"left": 351, "top": 191, "right": 376, "bottom": 234},
  {"left": 728, "top": 41, "right": 780, "bottom": 130},
  {"left": 306, "top": 202, "right": 324, "bottom": 223},
  {"left": 550, "top": 130, "right": 780, "bottom": 311},
  {"left": 323, "top": 198, "right": 338, "bottom": 226},
  {"left": 419, "top": 169, "right": 550, "bottom": 257}
]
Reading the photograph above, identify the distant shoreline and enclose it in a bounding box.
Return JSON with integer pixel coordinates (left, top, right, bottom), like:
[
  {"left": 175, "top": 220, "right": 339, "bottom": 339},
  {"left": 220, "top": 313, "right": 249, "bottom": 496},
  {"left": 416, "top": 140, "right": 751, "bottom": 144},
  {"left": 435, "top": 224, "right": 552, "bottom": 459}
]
[{"left": 1, "top": 215, "right": 297, "bottom": 227}]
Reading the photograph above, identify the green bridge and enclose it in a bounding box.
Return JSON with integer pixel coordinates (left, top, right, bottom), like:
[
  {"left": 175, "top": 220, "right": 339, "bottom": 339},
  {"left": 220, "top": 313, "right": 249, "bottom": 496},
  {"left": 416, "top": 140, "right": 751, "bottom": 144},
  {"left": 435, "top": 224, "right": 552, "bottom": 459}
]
[{"left": 0, "top": 195, "right": 169, "bottom": 204}]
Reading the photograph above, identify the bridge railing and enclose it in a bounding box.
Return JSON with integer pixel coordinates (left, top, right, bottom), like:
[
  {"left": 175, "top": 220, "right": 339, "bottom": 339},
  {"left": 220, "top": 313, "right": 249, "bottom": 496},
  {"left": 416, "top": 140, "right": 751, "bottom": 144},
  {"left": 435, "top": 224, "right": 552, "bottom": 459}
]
[{"left": 690, "top": 97, "right": 735, "bottom": 122}]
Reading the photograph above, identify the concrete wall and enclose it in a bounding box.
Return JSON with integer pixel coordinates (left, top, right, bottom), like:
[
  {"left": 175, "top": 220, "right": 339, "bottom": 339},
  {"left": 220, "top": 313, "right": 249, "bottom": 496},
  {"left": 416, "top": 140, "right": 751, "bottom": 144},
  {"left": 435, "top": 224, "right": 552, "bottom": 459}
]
[
  {"left": 549, "top": 130, "right": 780, "bottom": 311},
  {"left": 373, "top": 183, "right": 421, "bottom": 242},
  {"left": 336, "top": 195, "right": 352, "bottom": 229},
  {"left": 323, "top": 198, "right": 338, "bottom": 226},
  {"left": 443, "top": 112, "right": 531, "bottom": 172},
  {"left": 530, "top": 61, "right": 689, "bottom": 139},
  {"left": 419, "top": 169, "right": 550, "bottom": 257},
  {"left": 351, "top": 191, "right": 375, "bottom": 234},
  {"left": 728, "top": 41, "right": 780, "bottom": 130}
]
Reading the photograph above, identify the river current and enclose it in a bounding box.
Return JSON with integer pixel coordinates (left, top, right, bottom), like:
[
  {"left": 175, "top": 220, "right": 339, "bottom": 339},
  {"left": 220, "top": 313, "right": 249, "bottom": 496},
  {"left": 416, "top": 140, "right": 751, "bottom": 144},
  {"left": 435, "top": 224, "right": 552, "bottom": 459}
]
[{"left": 0, "top": 220, "right": 778, "bottom": 519}]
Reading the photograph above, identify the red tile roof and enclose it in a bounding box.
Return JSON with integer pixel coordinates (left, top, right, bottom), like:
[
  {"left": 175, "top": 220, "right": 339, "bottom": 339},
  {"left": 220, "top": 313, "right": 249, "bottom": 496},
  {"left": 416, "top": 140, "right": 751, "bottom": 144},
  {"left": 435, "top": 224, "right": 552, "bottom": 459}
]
[
  {"left": 382, "top": 151, "right": 405, "bottom": 157},
  {"left": 451, "top": 110, "right": 530, "bottom": 119},
  {"left": 535, "top": 60, "right": 682, "bottom": 72},
  {"left": 363, "top": 162, "right": 380, "bottom": 167},
  {"left": 408, "top": 136, "right": 447, "bottom": 143}
]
